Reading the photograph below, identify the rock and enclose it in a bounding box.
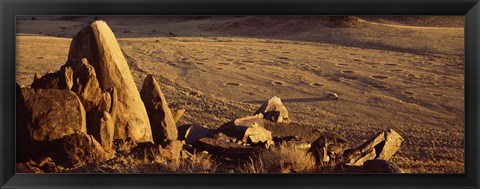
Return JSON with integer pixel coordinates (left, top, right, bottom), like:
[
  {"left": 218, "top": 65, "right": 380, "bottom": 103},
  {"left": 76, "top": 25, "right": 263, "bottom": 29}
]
[
  {"left": 87, "top": 111, "right": 115, "bottom": 152},
  {"left": 333, "top": 164, "right": 369, "bottom": 173},
  {"left": 177, "top": 124, "right": 213, "bottom": 145},
  {"left": 377, "top": 129, "right": 404, "bottom": 160},
  {"left": 160, "top": 140, "right": 183, "bottom": 159},
  {"left": 172, "top": 108, "right": 185, "bottom": 124},
  {"left": 65, "top": 58, "right": 104, "bottom": 113},
  {"left": 31, "top": 67, "right": 73, "bottom": 90},
  {"left": 214, "top": 116, "right": 274, "bottom": 148},
  {"left": 17, "top": 157, "right": 60, "bottom": 173},
  {"left": 16, "top": 83, "right": 34, "bottom": 162},
  {"left": 308, "top": 132, "right": 349, "bottom": 164},
  {"left": 363, "top": 159, "right": 403, "bottom": 173},
  {"left": 344, "top": 129, "right": 403, "bottom": 166},
  {"left": 57, "top": 132, "right": 113, "bottom": 167},
  {"left": 113, "top": 137, "right": 137, "bottom": 155},
  {"left": 191, "top": 137, "right": 258, "bottom": 160},
  {"left": 68, "top": 20, "right": 152, "bottom": 142},
  {"left": 19, "top": 88, "right": 87, "bottom": 142},
  {"left": 325, "top": 92, "right": 338, "bottom": 100},
  {"left": 16, "top": 162, "right": 44, "bottom": 173},
  {"left": 346, "top": 148, "right": 376, "bottom": 166},
  {"left": 140, "top": 74, "right": 178, "bottom": 144},
  {"left": 254, "top": 96, "right": 290, "bottom": 123}
]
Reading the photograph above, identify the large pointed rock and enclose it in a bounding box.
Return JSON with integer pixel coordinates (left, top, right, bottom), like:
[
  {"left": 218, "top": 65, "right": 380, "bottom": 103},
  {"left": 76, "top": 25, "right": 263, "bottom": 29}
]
[
  {"left": 67, "top": 20, "right": 152, "bottom": 142},
  {"left": 254, "top": 96, "right": 290, "bottom": 123},
  {"left": 140, "top": 74, "right": 178, "bottom": 144},
  {"left": 18, "top": 88, "right": 87, "bottom": 142}
]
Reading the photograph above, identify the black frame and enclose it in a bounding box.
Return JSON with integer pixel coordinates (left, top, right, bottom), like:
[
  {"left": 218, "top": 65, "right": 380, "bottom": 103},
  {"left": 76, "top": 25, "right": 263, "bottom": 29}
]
[{"left": 1, "top": 0, "right": 479, "bottom": 188}]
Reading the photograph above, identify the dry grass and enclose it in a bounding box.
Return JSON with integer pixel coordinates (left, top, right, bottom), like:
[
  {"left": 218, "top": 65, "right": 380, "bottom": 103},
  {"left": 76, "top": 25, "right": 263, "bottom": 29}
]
[
  {"left": 242, "top": 143, "right": 318, "bottom": 173},
  {"left": 65, "top": 149, "right": 219, "bottom": 173}
]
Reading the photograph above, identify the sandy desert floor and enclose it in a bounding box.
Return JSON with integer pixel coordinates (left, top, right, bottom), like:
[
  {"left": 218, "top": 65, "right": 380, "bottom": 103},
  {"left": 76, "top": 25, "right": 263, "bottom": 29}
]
[{"left": 16, "top": 16, "right": 464, "bottom": 173}]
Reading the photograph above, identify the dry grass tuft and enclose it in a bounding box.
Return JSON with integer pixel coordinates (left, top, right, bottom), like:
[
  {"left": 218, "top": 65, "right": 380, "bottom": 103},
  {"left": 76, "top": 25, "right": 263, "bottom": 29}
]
[{"left": 243, "top": 143, "right": 318, "bottom": 173}]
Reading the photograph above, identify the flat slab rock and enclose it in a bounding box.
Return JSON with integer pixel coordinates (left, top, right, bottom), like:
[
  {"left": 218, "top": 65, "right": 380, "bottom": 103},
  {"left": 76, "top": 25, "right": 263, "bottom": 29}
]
[{"left": 192, "top": 137, "right": 258, "bottom": 159}]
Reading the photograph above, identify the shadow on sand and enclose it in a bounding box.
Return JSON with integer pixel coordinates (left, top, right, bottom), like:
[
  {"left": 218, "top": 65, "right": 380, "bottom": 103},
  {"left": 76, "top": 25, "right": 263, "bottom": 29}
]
[{"left": 245, "top": 97, "right": 332, "bottom": 104}]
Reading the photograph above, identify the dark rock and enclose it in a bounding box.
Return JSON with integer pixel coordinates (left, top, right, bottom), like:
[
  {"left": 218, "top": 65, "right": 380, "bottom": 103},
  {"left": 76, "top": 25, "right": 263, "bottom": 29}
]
[
  {"left": 191, "top": 137, "right": 258, "bottom": 160},
  {"left": 31, "top": 66, "right": 73, "bottom": 90},
  {"left": 308, "top": 132, "right": 349, "bottom": 164},
  {"left": 363, "top": 159, "right": 403, "bottom": 173},
  {"left": 177, "top": 124, "right": 213, "bottom": 145},
  {"left": 140, "top": 74, "right": 178, "bottom": 144},
  {"left": 254, "top": 96, "right": 290, "bottom": 123},
  {"left": 19, "top": 88, "right": 86, "bottom": 142},
  {"left": 87, "top": 111, "right": 115, "bottom": 152},
  {"left": 57, "top": 132, "right": 113, "bottom": 167}
]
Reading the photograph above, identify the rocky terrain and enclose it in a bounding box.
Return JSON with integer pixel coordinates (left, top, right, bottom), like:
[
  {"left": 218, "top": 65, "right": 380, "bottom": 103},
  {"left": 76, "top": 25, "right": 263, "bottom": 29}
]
[{"left": 15, "top": 16, "right": 464, "bottom": 173}]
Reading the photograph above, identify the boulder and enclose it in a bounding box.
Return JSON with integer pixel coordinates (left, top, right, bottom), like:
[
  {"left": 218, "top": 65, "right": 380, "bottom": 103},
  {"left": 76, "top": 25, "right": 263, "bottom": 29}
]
[
  {"left": 344, "top": 129, "right": 403, "bottom": 166},
  {"left": 177, "top": 124, "right": 213, "bottom": 145},
  {"left": 172, "top": 108, "right": 185, "bottom": 124},
  {"left": 68, "top": 20, "right": 152, "bottom": 142},
  {"left": 363, "top": 159, "right": 403, "bottom": 173},
  {"left": 308, "top": 132, "right": 349, "bottom": 164},
  {"left": 140, "top": 74, "right": 177, "bottom": 144},
  {"left": 214, "top": 116, "right": 274, "bottom": 148},
  {"left": 19, "top": 88, "right": 87, "bottom": 142},
  {"left": 57, "top": 132, "right": 113, "bottom": 167},
  {"left": 31, "top": 67, "right": 73, "bottom": 90},
  {"left": 254, "top": 96, "right": 290, "bottom": 123}
]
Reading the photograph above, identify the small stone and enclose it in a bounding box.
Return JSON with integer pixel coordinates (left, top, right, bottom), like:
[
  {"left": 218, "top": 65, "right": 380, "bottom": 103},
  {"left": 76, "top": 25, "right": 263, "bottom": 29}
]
[{"left": 325, "top": 92, "right": 338, "bottom": 100}]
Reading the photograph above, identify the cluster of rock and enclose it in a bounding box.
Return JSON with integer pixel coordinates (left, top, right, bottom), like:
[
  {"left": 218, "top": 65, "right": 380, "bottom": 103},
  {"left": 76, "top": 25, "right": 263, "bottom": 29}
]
[{"left": 16, "top": 20, "right": 403, "bottom": 173}]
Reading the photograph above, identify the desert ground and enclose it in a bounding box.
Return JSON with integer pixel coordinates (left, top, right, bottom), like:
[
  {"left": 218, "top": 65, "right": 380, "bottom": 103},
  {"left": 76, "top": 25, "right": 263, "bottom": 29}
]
[{"left": 16, "top": 16, "right": 464, "bottom": 173}]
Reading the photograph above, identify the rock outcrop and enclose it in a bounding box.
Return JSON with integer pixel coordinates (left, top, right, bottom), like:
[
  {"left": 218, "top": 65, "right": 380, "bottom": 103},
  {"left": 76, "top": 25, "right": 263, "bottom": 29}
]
[
  {"left": 140, "top": 74, "right": 178, "bottom": 144},
  {"left": 67, "top": 20, "right": 152, "bottom": 142},
  {"left": 254, "top": 96, "right": 290, "bottom": 123}
]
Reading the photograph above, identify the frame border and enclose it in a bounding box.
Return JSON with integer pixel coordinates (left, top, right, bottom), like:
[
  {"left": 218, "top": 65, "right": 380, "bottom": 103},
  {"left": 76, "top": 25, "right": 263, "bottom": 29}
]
[{"left": 1, "top": 0, "right": 479, "bottom": 188}]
